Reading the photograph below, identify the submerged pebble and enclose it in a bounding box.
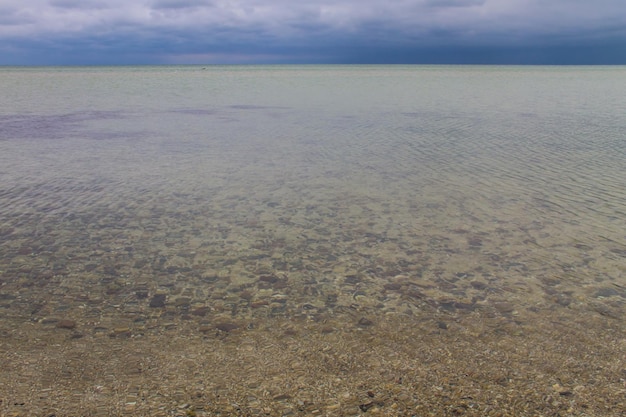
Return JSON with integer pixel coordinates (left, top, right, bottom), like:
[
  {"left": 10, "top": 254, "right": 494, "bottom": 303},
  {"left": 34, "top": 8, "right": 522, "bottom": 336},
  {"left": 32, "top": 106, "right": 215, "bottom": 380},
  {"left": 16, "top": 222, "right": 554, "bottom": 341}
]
[
  {"left": 149, "top": 294, "right": 167, "bottom": 308},
  {"left": 358, "top": 317, "right": 374, "bottom": 327},
  {"left": 55, "top": 319, "right": 77, "bottom": 329},
  {"left": 215, "top": 322, "right": 239, "bottom": 332}
]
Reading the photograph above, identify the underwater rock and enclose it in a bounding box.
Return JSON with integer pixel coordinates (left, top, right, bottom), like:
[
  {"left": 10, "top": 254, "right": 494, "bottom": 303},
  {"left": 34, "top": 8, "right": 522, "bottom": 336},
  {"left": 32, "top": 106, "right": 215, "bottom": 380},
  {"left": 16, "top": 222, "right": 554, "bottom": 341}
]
[
  {"left": 149, "top": 294, "right": 167, "bottom": 308},
  {"left": 55, "top": 319, "right": 76, "bottom": 329},
  {"left": 594, "top": 287, "right": 620, "bottom": 298},
  {"left": 383, "top": 283, "right": 402, "bottom": 291},
  {"left": 215, "top": 322, "right": 239, "bottom": 332},
  {"left": 174, "top": 297, "right": 191, "bottom": 307},
  {"left": 320, "top": 325, "right": 334, "bottom": 334},
  {"left": 191, "top": 306, "right": 209, "bottom": 316},
  {"left": 470, "top": 281, "right": 488, "bottom": 290},
  {"left": 494, "top": 302, "right": 515, "bottom": 314},
  {"left": 358, "top": 317, "right": 374, "bottom": 327}
]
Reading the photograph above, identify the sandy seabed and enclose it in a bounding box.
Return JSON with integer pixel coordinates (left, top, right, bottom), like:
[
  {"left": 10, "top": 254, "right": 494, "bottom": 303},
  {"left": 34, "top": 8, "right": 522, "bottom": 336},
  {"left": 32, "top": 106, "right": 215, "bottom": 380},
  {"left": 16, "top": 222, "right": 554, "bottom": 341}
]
[{"left": 1, "top": 307, "right": 625, "bottom": 416}]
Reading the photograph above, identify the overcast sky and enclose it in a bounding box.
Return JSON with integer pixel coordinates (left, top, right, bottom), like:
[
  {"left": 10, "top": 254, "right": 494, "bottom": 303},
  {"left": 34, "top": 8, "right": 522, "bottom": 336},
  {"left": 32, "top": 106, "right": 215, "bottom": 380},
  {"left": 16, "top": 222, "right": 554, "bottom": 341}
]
[{"left": 1, "top": 0, "right": 625, "bottom": 65}]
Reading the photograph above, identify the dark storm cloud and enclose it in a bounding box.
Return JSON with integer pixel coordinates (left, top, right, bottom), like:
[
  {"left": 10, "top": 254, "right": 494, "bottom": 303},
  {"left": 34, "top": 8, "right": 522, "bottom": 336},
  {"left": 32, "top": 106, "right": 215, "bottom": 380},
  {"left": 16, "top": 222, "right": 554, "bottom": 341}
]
[
  {"left": 1, "top": 0, "right": 625, "bottom": 64},
  {"left": 49, "top": 0, "right": 110, "bottom": 10},
  {"left": 423, "top": 0, "right": 486, "bottom": 8},
  {"left": 151, "top": 0, "right": 214, "bottom": 10}
]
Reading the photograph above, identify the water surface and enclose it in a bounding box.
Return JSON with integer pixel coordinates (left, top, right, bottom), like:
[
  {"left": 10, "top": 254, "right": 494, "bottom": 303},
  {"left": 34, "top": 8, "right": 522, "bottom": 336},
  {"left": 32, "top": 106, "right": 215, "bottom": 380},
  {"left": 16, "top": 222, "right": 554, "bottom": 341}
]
[{"left": 1, "top": 65, "right": 625, "bottom": 416}]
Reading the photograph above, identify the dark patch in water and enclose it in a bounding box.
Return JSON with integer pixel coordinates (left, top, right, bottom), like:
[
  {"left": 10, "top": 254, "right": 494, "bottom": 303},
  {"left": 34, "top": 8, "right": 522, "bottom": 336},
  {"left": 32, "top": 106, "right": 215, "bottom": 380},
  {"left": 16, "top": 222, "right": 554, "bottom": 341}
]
[
  {"left": 215, "top": 322, "right": 239, "bottom": 332},
  {"left": 594, "top": 287, "right": 623, "bottom": 298},
  {"left": 609, "top": 248, "right": 626, "bottom": 257},
  {"left": 170, "top": 108, "right": 217, "bottom": 115},
  {"left": 0, "top": 111, "right": 126, "bottom": 140},
  {"left": 228, "top": 104, "right": 289, "bottom": 110}
]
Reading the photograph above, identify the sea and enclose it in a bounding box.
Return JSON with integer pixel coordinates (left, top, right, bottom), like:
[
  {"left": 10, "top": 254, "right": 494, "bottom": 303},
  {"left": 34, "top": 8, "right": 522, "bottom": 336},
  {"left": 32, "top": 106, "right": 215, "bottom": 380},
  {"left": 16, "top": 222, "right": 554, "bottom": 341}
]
[{"left": 1, "top": 65, "right": 625, "bottom": 415}]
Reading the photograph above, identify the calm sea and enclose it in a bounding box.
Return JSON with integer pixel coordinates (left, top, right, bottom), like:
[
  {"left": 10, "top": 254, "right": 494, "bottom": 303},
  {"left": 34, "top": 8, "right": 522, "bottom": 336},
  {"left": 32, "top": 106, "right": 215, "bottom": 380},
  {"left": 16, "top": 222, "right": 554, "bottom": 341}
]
[{"left": 1, "top": 65, "right": 625, "bottom": 415}]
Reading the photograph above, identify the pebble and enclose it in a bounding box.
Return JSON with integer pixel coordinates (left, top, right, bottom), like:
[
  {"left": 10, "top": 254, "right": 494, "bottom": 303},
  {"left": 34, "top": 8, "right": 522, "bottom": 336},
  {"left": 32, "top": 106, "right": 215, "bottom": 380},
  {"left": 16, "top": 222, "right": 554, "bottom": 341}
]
[
  {"left": 470, "top": 281, "right": 488, "bottom": 290},
  {"left": 359, "top": 402, "right": 375, "bottom": 412},
  {"left": 250, "top": 300, "right": 269, "bottom": 308},
  {"left": 358, "top": 317, "right": 374, "bottom": 326},
  {"left": 56, "top": 319, "right": 77, "bottom": 329},
  {"left": 320, "top": 326, "right": 334, "bottom": 334},
  {"left": 215, "top": 322, "right": 239, "bottom": 332},
  {"left": 114, "top": 327, "right": 131, "bottom": 334},
  {"left": 595, "top": 287, "right": 619, "bottom": 298},
  {"left": 272, "top": 393, "right": 292, "bottom": 401},
  {"left": 198, "top": 324, "right": 213, "bottom": 333},
  {"left": 553, "top": 383, "right": 573, "bottom": 396},
  {"left": 494, "top": 302, "right": 515, "bottom": 313},
  {"left": 191, "top": 306, "right": 209, "bottom": 316},
  {"left": 174, "top": 297, "right": 191, "bottom": 307},
  {"left": 149, "top": 294, "right": 167, "bottom": 308}
]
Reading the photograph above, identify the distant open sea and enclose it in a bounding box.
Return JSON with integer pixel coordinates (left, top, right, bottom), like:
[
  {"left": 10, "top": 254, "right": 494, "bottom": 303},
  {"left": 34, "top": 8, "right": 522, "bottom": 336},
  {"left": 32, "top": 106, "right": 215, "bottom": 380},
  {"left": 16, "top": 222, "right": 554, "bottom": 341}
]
[{"left": 1, "top": 65, "right": 625, "bottom": 415}]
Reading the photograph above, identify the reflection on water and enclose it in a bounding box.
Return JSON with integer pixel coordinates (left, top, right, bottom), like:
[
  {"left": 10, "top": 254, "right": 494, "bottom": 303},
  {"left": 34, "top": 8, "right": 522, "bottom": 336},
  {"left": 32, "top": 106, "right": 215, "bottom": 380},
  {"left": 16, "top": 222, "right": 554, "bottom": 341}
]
[{"left": 1, "top": 65, "right": 625, "bottom": 416}]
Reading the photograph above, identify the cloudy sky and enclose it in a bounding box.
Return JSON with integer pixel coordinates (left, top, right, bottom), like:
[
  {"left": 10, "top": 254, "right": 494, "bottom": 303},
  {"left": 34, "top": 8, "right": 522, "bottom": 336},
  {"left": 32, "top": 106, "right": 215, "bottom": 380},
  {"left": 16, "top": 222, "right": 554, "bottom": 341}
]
[{"left": 1, "top": 0, "right": 625, "bottom": 65}]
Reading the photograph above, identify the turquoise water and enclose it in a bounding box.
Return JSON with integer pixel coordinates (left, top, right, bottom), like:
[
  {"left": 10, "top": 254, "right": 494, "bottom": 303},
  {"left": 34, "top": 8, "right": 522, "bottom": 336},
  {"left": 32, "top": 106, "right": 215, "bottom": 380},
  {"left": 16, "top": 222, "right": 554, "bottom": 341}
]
[{"left": 1, "top": 65, "right": 625, "bottom": 415}]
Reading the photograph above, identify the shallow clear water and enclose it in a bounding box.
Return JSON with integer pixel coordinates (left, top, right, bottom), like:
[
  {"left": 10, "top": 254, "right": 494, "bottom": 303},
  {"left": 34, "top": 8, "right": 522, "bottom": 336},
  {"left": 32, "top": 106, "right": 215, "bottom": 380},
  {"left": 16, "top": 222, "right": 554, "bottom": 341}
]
[{"left": 1, "top": 65, "right": 625, "bottom": 415}]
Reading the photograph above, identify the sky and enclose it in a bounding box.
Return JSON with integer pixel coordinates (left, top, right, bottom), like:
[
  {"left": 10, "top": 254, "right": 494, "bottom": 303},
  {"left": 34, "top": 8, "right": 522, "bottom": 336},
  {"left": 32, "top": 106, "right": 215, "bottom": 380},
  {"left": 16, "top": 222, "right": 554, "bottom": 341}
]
[{"left": 1, "top": 0, "right": 625, "bottom": 65}]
